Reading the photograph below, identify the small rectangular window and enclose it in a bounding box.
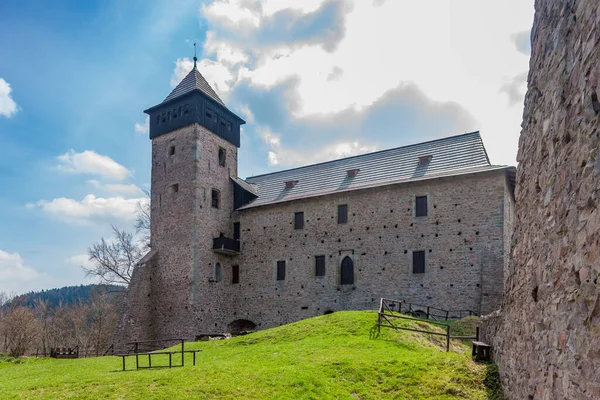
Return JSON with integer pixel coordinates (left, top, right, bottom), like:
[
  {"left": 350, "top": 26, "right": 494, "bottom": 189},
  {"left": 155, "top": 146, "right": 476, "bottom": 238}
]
[
  {"left": 218, "top": 147, "right": 226, "bottom": 167},
  {"left": 169, "top": 145, "right": 175, "bottom": 156},
  {"left": 171, "top": 183, "right": 179, "bottom": 193},
  {"left": 413, "top": 251, "right": 425, "bottom": 274},
  {"left": 315, "top": 255, "right": 325, "bottom": 277},
  {"left": 338, "top": 204, "right": 348, "bottom": 224},
  {"left": 233, "top": 222, "right": 240, "bottom": 241},
  {"left": 415, "top": 196, "right": 428, "bottom": 217},
  {"left": 211, "top": 189, "right": 220, "bottom": 208},
  {"left": 276, "top": 260, "right": 286, "bottom": 281},
  {"left": 294, "top": 212, "right": 304, "bottom": 230},
  {"left": 232, "top": 265, "right": 239, "bottom": 284}
]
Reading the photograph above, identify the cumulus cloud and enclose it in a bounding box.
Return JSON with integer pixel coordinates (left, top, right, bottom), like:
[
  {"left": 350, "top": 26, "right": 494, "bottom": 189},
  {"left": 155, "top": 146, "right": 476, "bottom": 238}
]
[
  {"left": 56, "top": 150, "right": 131, "bottom": 181},
  {"left": 87, "top": 180, "right": 144, "bottom": 196},
  {"left": 28, "top": 194, "right": 148, "bottom": 225},
  {"left": 261, "top": 126, "right": 376, "bottom": 166},
  {"left": 0, "top": 78, "right": 18, "bottom": 118},
  {"left": 511, "top": 30, "right": 531, "bottom": 55},
  {"left": 0, "top": 250, "right": 41, "bottom": 293},
  {"left": 193, "top": 0, "right": 533, "bottom": 171},
  {"left": 134, "top": 116, "right": 149, "bottom": 135},
  {"left": 500, "top": 72, "right": 528, "bottom": 106}
]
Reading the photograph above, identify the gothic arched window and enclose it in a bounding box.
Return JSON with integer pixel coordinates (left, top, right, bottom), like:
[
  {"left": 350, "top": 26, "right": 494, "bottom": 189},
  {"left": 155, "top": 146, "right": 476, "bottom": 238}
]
[{"left": 340, "top": 256, "right": 354, "bottom": 285}]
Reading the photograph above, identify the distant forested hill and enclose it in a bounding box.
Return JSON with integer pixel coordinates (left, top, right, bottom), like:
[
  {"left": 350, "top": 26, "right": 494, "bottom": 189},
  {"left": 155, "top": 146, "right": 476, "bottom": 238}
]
[{"left": 7, "top": 284, "right": 125, "bottom": 309}]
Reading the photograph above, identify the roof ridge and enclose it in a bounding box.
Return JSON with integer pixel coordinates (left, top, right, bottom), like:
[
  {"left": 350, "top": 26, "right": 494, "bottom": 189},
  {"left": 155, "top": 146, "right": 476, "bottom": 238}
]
[{"left": 245, "top": 131, "right": 482, "bottom": 180}]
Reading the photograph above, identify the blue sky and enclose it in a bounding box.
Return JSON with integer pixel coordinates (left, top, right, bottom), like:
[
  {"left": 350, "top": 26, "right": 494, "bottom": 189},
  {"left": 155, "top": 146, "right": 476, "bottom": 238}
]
[{"left": 0, "top": 0, "right": 534, "bottom": 294}]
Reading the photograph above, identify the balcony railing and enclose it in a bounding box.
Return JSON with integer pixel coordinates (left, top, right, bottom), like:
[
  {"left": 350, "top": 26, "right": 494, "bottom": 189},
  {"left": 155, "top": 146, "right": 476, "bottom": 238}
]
[{"left": 212, "top": 236, "right": 240, "bottom": 255}]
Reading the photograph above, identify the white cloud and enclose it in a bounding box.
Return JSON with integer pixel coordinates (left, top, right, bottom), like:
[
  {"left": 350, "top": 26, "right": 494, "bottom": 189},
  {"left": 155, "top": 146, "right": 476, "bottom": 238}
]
[
  {"left": 260, "top": 127, "right": 376, "bottom": 167},
  {"left": 134, "top": 116, "right": 149, "bottom": 135},
  {"left": 0, "top": 250, "right": 41, "bottom": 293},
  {"left": 56, "top": 150, "right": 131, "bottom": 181},
  {"left": 0, "top": 78, "right": 18, "bottom": 118},
  {"left": 67, "top": 254, "right": 95, "bottom": 269},
  {"left": 29, "top": 194, "right": 148, "bottom": 224},
  {"left": 198, "top": 0, "right": 533, "bottom": 166}
]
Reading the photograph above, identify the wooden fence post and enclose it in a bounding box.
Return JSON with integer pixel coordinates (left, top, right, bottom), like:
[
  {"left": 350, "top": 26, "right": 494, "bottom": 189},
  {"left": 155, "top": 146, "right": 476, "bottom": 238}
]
[{"left": 446, "top": 325, "right": 450, "bottom": 352}]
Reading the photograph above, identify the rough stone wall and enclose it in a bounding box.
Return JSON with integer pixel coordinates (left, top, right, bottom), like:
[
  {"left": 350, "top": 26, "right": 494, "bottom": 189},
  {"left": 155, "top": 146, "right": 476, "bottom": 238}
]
[
  {"left": 231, "top": 169, "right": 509, "bottom": 329},
  {"left": 483, "top": 1, "right": 600, "bottom": 399},
  {"left": 117, "top": 123, "right": 240, "bottom": 345}
]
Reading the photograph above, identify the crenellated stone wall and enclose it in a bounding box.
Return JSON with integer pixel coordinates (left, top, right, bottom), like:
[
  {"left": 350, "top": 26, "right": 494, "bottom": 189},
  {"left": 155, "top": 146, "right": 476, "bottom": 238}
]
[{"left": 481, "top": 1, "right": 600, "bottom": 399}]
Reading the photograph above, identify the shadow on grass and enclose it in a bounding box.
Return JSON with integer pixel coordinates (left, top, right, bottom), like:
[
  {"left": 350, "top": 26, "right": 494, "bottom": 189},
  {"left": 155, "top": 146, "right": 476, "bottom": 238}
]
[
  {"left": 482, "top": 362, "right": 504, "bottom": 400},
  {"left": 369, "top": 324, "right": 380, "bottom": 340}
]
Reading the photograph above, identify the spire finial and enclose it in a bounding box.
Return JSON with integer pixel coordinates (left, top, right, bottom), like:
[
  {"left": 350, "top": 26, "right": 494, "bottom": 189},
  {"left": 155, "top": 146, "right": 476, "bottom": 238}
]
[{"left": 193, "top": 42, "right": 197, "bottom": 69}]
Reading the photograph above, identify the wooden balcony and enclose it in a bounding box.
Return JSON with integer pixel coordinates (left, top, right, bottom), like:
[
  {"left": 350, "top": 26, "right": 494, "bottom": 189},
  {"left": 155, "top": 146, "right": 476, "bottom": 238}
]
[{"left": 212, "top": 236, "right": 240, "bottom": 256}]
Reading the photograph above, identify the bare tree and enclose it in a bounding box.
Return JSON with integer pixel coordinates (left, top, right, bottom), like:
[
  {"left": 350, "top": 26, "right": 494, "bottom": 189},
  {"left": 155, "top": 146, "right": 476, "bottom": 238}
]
[
  {"left": 3, "top": 306, "right": 38, "bottom": 357},
  {"left": 134, "top": 189, "right": 151, "bottom": 250},
  {"left": 85, "top": 226, "right": 143, "bottom": 285}
]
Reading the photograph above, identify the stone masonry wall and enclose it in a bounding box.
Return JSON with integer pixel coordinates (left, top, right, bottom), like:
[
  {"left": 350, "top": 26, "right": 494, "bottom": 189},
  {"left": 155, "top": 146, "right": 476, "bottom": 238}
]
[
  {"left": 230, "top": 169, "right": 509, "bottom": 329},
  {"left": 482, "top": 1, "right": 600, "bottom": 399}
]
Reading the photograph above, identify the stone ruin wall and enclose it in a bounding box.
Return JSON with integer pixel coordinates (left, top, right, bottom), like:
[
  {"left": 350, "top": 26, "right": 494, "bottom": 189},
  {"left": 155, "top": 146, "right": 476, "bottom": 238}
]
[{"left": 481, "top": 1, "right": 600, "bottom": 399}]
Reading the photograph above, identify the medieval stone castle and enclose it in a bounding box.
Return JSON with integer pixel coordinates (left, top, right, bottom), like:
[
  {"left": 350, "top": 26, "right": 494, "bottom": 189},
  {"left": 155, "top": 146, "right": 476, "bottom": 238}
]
[{"left": 116, "top": 57, "right": 516, "bottom": 344}]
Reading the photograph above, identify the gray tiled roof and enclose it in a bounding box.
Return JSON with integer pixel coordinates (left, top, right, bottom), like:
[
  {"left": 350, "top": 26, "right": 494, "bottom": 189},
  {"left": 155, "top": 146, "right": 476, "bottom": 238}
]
[
  {"left": 163, "top": 67, "right": 226, "bottom": 107},
  {"left": 239, "top": 131, "right": 510, "bottom": 209}
]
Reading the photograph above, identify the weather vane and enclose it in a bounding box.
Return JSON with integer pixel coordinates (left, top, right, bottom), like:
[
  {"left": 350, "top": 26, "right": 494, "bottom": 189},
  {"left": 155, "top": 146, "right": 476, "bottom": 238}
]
[{"left": 193, "top": 42, "right": 197, "bottom": 68}]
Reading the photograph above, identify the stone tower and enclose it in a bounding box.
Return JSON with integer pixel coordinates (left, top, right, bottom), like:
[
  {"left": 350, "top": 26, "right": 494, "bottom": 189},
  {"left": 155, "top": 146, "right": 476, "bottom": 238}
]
[{"left": 115, "top": 59, "right": 245, "bottom": 344}]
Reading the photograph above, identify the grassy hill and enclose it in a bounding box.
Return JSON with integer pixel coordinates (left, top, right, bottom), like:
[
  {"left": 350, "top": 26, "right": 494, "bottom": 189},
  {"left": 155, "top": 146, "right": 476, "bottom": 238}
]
[{"left": 0, "top": 311, "right": 500, "bottom": 399}]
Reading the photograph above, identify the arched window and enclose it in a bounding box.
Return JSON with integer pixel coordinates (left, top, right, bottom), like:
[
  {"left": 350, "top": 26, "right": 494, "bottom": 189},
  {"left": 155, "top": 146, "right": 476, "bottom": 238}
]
[
  {"left": 215, "top": 263, "right": 221, "bottom": 282},
  {"left": 340, "top": 256, "right": 354, "bottom": 285}
]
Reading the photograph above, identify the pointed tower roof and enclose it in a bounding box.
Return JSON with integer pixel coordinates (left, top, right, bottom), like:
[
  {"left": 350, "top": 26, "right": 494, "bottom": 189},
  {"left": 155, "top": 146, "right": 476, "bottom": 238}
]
[{"left": 163, "top": 60, "right": 226, "bottom": 107}]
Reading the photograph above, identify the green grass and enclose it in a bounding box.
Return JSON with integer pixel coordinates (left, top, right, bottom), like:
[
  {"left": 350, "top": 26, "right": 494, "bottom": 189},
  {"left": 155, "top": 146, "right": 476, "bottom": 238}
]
[{"left": 0, "top": 311, "right": 500, "bottom": 399}]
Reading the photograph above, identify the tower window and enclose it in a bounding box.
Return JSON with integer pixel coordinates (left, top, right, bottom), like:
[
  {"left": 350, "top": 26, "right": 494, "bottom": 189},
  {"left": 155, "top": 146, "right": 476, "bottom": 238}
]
[
  {"left": 215, "top": 263, "right": 222, "bottom": 282},
  {"left": 294, "top": 212, "right": 304, "bottom": 230},
  {"left": 232, "top": 265, "right": 239, "bottom": 284},
  {"left": 233, "top": 222, "right": 240, "bottom": 241},
  {"left": 162, "top": 113, "right": 166, "bottom": 123},
  {"left": 340, "top": 256, "right": 354, "bottom": 285},
  {"left": 218, "top": 147, "right": 226, "bottom": 167},
  {"left": 171, "top": 184, "right": 179, "bottom": 193},
  {"left": 172, "top": 108, "right": 178, "bottom": 119},
  {"left": 315, "top": 255, "right": 325, "bottom": 277},
  {"left": 211, "top": 189, "right": 220, "bottom": 208},
  {"left": 169, "top": 145, "right": 175, "bottom": 156},
  {"left": 156, "top": 115, "right": 160, "bottom": 125},
  {"left": 276, "top": 261, "right": 286, "bottom": 281},
  {"left": 183, "top": 104, "right": 189, "bottom": 115},
  {"left": 415, "top": 196, "right": 428, "bottom": 217},
  {"left": 338, "top": 204, "right": 348, "bottom": 224},
  {"left": 412, "top": 251, "right": 425, "bottom": 274}
]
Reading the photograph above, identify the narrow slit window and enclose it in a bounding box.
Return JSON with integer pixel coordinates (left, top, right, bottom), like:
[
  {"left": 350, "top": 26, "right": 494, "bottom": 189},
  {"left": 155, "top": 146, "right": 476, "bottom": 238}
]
[
  {"left": 338, "top": 204, "right": 348, "bottom": 224},
  {"left": 211, "top": 189, "right": 220, "bottom": 208},
  {"left": 218, "top": 147, "right": 226, "bottom": 167},
  {"left": 215, "top": 263, "right": 221, "bottom": 282},
  {"left": 415, "top": 196, "right": 428, "bottom": 217},
  {"left": 233, "top": 222, "right": 240, "bottom": 241},
  {"left": 169, "top": 145, "right": 175, "bottom": 156},
  {"left": 412, "top": 251, "right": 425, "bottom": 274},
  {"left": 315, "top": 255, "right": 325, "bottom": 277},
  {"left": 294, "top": 212, "right": 304, "bottom": 230},
  {"left": 183, "top": 104, "right": 189, "bottom": 115},
  {"left": 276, "top": 260, "right": 286, "bottom": 281},
  {"left": 232, "top": 265, "right": 239, "bottom": 284}
]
